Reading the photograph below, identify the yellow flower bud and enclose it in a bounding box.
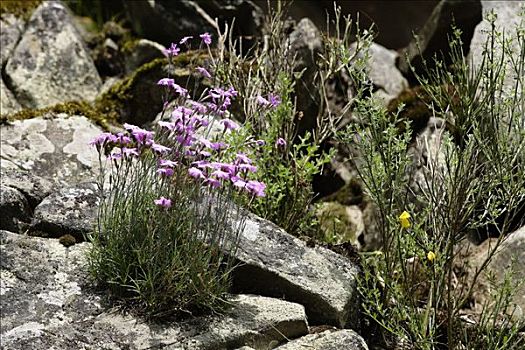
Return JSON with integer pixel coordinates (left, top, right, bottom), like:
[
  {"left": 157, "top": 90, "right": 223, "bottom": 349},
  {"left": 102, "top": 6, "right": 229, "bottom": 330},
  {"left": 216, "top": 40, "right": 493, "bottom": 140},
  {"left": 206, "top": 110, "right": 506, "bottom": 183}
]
[
  {"left": 427, "top": 251, "right": 436, "bottom": 262},
  {"left": 399, "top": 211, "right": 411, "bottom": 229}
]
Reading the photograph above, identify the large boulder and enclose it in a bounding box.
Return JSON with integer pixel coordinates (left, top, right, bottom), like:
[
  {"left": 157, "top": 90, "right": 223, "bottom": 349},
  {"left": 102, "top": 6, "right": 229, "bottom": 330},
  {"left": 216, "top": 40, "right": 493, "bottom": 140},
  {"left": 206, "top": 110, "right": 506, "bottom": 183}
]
[
  {"left": 0, "top": 231, "right": 309, "bottom": 349},
  {"left": 0, "top": 167, "right": 54, "bottom": 209},
  {"left": 469, "top": 1, "right": 525, "bottom": 98},
  {"left": 231, "top": 212, "right": 361, "bottom": 328},
  {"left": 398, "top": 0, "right": 482, "bottom": 82},
  {"left": 0, "top": 77, "right": 22, "bottom": 116},
  {"left": 0, "top": 13, "right": 25, "bottom": 67},
  {"left": 5, "top": 1, "right": 102, "bottom": 109},
  {"left": 32, "top": 182, "right": 99, "bottom": 240},
  {"left": 0, "top": 186, "right": 31, "bottom": 232},
  {"left": 275, "top": 329, "right": 369, "bottom": 350},
  {"left": 0, "top": 115, "right": 104, "bottom": 186},
  {"left": 123, "top": 0, "right": 263, "bottom": 47}
]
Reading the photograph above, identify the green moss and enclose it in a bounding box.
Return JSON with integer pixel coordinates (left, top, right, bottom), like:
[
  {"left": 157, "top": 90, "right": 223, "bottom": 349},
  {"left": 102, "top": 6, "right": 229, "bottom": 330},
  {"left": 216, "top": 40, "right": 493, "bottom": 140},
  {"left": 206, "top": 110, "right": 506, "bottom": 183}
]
[
  {"left": 387, "top": 85, "right": 432, "bottom": 136},
  {"left": 0, "top": 0, "right": 42, "bottom": 20},
  {"left": 59, "top": 234, "right": 77, "bottom": 247},
  {"left": 321, "top": 178, "right": 364, "bottom": 206},
  {"left": 315, "top": 202, "right": 361, "bottom": 244},
  {"left": 1, "top": 100, "right": 117, "bottom": 130}
]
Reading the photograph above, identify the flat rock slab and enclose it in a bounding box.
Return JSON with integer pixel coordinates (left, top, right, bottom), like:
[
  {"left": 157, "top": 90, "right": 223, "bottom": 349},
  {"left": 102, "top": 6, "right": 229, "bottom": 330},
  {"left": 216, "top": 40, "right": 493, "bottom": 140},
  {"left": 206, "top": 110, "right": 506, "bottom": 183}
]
[
  {"left": 0, "top": 115, "right": 104, "bottom": 186},
  {"left": 275, "top": 329, "right": 369, "bottom": 350},
  {"left": 232, "top": 212, "right": 361, "bottom": 328},
  {"left": 5, "top": 1, "right": 102, "bottom": 108},
  {"left": 32, "top": 182, "right": 99, "bottom": 240},
  {"left": 0, "top": 231, "right": 308, "bottom": 350}
]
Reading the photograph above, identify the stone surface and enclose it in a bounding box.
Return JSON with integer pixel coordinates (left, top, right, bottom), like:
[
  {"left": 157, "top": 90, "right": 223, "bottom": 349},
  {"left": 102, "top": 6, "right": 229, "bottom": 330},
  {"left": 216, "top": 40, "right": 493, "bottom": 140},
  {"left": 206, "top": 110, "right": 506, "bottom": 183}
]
[
  {"left": 0, "top": 186, "right": 31, "bottom": 232},
  {"left": 0, "top": 230, "right": 309, "bottom": 349},
  {"left": 275, "top": 329, "right": 369, "bottom": 350},
  {"left": 288, "top": 18, "right": 324, "bottom": 136},
  {"left": 0, "top": 13, "right": 25, "bottom": 67},
  {"left": 124, "top": 0, "right": 263, "bottom": 47},
  {"left": 350, "top": 42, "right": 408, "bottom": 103},
  {"left": 469, "top": 1, "right": 524, "bottom": 98},
  {"left": 5, "top": 1, "right": 102, "bottom": 109},
  {"left": 0, "top": 77, "right": 22, "bottom": 116},
  {"left": 398, "top": 0, "right": 482, "bottom": 81},
  {"left": 231, "top": 211, "right": 361, "bottom": 328},
  {"left": 0, "top": 115, "right": 105, "bottom": 186},
  {"left": 125, "top": 39, "right": 166, "bottom": 73},
  {"left": 32, "top": 182, "right": 99, "bottom": 240},
  {"left": 315, "top": 202, "right": 364, "bottom": 247},
  {"left": 0, "top": 167, "right": 54, "bottom": 208}
]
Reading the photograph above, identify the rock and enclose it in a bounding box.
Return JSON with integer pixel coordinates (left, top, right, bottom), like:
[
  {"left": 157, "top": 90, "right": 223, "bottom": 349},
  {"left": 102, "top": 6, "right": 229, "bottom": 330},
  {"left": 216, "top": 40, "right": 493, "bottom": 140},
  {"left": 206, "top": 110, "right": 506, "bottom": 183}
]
[
  {"left": 0, "top": 230, "right": 308, "bottom": 349},
  {"left": 124, "top": 39, "right": 166, "bottom": 73},
  {"left": 275, "top": 329, "right": 369, "bottom": 350},
  {"left": 231, "top": 211, "right": 361, "bottom": 328},
  {"left": 0, "top": 13, "right": 25, "bottom": 67},
  {"left": 124, "top": 0, "right": 263, "bottom": 47},
  {"left": 0, "top": 115, "right": 105, "bottom": 186},
  {"left": 350, "top": 42, "right": 408, "bottom": 104},
  {"left": 0, "top": 186, "right": 31, "bottom": 232},
  {"left": 361, "top": 202, "right": 382, "bottom": 252},
  {"left": 32, "top": 182, "right": 99, "bottom": 240},
  {"left": 469, "top": 1, "right": 524, "bottom": 98},
  {"left": 5, "top": 1, "right": 102, "bottom": 109},
  {"left": 0, "top": 167, "right": 54, "bottom": 208},
  {"left": 398, "top": 0, "right": 482, "bottom": 82},
  {"left": 408, "top": 117, "right": 448, "bottom": 207},
  {"left": 0, "top": 77, "right": 22, "bottom": 116},
  {"left": 315, "top": 202, "right": 364, "bottom": 247},
  {"left": 288, "top": 18, "right": 324, "bottom": 136}
]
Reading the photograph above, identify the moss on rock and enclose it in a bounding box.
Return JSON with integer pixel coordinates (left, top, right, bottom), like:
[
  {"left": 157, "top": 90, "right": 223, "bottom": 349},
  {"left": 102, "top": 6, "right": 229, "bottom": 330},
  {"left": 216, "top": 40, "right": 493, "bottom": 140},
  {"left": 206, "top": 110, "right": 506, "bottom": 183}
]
[
  {"left": 387, "top": 85, "right": 433, "bottom": 137},
  {"left": 0, "top": 0, "right": 41, "bottom": 20}
]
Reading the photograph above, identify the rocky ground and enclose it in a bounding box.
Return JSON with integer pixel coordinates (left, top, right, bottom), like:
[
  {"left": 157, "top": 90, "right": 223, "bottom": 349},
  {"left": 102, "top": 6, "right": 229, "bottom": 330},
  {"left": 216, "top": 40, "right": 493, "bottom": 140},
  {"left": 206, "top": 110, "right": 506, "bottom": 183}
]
[{"left": 1, "top": 1, "right": 524, "bottom": 349}]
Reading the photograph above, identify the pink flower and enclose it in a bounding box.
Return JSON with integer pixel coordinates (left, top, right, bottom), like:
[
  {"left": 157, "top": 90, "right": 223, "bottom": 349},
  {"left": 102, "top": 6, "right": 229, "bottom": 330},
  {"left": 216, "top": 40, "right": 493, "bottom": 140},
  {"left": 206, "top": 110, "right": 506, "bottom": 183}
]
[
  {"left": 212, "top": 169, "right": 230, "bottom": 180},
  {"left": 231, "top": 176, "right": 247, "bottom": 188},
  {"left": 156, "top": 167, "right": 174, "bottom": 177},
  {"left": 236, "top": 153, "right": 252, "bottom": 164},
  {"left": 257, "top": 95, "right": 269, "bottom": 106},
  {"left": 246, "top": 180, "right": 266, "bottom": 197},
  {"left": 188, "top": 167, "right": 205, "bottom": 179},
  {"left": 238, "top": 163, "right": 257, "bottom": 173},
  {"left": 196, "top": 66, "right": 211, "bottom": 79},
  {"left": 179, "top": 36, "right": 193, "bottom": 45},
  {"left": 220, "top": 118, "right": 239, "bottom": 131},
  {"left": 276, "top": 137, "right": 287, "bottom": 148},
  {"left": 192, "top": 160, "right": 212, "bottom": 169},
  {"left": 122, "top": 147, "right": 139, "bottom": 157},
  {"left": 163, "top": 43, "right": 180, "bottom": 57},
  {"left": 157, "top": 78, "right": 175, "bottom": 86},
  {"left": 205, "top": 177, "right": 221, "bottom": 188},
  {"left": 158, "top": 121, "right": 177, "bottom": 131},
  {"left": 151, "top": 142, "right": 171, "bottom": 154},
  {"left": 256, "top": 139, "right": 265, "bottom": 146},
  {"left": 159, "top": 159, "right": 178, "bottom": 167},
  {"left": 89, "top": 132, "right": 116, "bottom": 147},
  {"left": 154, "top": 197, "right": 172, "bottom": 208},
  {"left": 210, "top": 142, "right": 228, "bottom": 150},
  {"left": 268, "top": 93, "right": 281, "bottom": 107},
  {"left": 200, "top": 32, "right": 212, "bottom": 45}
]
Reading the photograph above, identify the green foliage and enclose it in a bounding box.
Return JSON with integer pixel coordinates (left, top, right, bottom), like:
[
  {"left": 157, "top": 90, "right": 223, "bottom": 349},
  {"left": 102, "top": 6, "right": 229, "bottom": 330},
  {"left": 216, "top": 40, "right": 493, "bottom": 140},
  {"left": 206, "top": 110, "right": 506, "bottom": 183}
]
[{"left": 339, "top": 9, "right": 525, "bottom": 350}]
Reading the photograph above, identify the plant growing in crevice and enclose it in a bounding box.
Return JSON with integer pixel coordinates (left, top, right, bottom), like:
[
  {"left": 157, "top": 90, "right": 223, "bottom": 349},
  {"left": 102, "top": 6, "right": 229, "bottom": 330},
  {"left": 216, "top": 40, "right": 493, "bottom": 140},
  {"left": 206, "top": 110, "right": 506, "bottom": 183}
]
[{"left": 340, "top": 9, "right": 525, "bottom": 350}]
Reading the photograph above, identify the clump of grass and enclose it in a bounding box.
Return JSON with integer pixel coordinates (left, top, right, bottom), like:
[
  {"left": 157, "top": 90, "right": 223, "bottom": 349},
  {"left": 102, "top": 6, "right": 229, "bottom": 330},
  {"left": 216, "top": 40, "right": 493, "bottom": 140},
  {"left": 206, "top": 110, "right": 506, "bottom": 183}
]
[{"left": 87, "top": 35, "right": 268, "bottom": 319}]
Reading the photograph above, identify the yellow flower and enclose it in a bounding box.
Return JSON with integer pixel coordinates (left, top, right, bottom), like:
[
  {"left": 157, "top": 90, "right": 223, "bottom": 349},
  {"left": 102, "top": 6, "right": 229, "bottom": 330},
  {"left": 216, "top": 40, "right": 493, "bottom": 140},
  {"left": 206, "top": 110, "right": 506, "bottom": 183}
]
[
  {"left": 399, "top": 211, "right": 411, "bottom": 229},
  {"left": 427, "top": 251, "right": 436, "bottom": 262}
]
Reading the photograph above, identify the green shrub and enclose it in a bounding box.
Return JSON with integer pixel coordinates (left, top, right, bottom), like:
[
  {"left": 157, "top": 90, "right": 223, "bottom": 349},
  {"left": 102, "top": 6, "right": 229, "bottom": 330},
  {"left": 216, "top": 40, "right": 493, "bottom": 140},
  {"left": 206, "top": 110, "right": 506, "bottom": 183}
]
[{"left": 339, "top": 9, "right": 525, "bottom": 350}]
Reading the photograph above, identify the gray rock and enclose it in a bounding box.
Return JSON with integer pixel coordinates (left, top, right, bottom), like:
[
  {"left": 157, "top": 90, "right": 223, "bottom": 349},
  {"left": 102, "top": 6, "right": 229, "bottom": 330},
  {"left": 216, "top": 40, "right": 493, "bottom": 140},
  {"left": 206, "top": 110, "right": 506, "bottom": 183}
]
[
  {"left": 275, "top": 329, "right": 369, "bottom": 350},
  {"left": 232, "top": 212, "right": 361, "bottom": 328},
  {"left": 398, "top": 0, "right": 482, "bottom": 80},
  {"left": 0, "top": 13, "right": 25, "bottom": 67},
  {"left": 32, "top": 182, "right": 99, "bottom": 240},
  {"left": 5, "top": 1, "right": 102, "bottom": 109},
  {"left": 125, "top": 39, "right": 166, "bottom": 73},
  {"left": 0, "top": 115, "right": 105, "bottom": 186},
  {"left": 350, "top": 42, "right": 408, "bottom": 102},
  {"left": 469, "top": 1, "right": 525, "bottom": 98},
  {"left": 0, "top": 77, "right": 22, "bottom": 116},
  {"left": 0, "top": 186, "right": 31, "bottom": 232},
  {"left": 288, "top": 18, "right": 324, "bottom": 135},
  {"left": 363, "top": 43, "right": 407, "bottom": 105},
  {"left": 0, "top": 230, "right": 308, "bottom": 349},
  {"left": 0, "top": 167, "right": 54, "bottom": 208}
]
